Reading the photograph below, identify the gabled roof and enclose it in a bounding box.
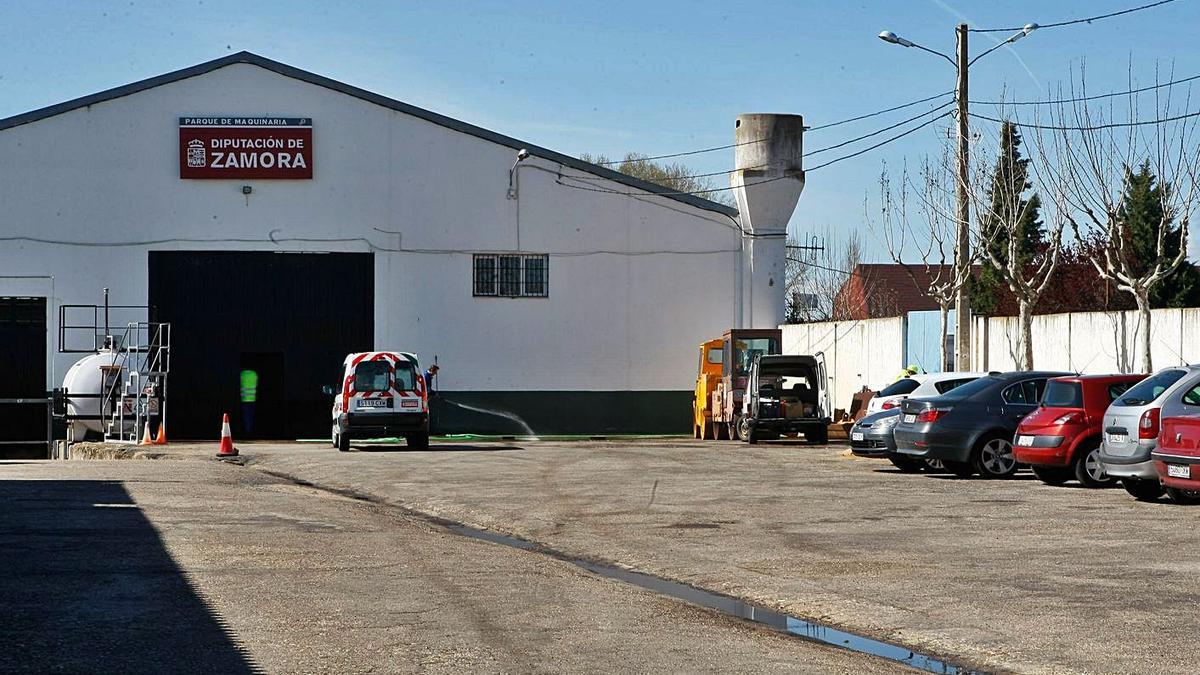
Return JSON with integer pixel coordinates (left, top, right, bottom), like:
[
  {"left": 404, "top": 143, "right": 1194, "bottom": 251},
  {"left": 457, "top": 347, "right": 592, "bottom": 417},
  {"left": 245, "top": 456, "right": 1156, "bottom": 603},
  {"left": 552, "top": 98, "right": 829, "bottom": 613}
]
[
  {"left": 0, "top": 51, "right": 737, "bottom": 217},
  {"left": 834, "top": 263, "right": 985, "bottom": 319}
]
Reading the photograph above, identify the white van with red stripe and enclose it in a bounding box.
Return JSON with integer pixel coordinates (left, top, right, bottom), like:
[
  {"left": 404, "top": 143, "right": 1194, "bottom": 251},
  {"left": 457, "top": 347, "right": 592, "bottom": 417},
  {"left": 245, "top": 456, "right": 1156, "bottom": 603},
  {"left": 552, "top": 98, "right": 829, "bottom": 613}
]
[{"left": 327, "top": 351, "right": 429, "bottom": 452}]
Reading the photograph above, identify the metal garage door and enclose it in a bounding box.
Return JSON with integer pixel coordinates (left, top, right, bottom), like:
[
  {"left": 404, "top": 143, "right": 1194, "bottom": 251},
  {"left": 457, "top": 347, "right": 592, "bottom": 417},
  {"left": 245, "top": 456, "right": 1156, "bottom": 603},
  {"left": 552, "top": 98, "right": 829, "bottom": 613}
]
[
  {"left": 0, "top": 297, "right": 47, "bottom": 458},
  {"left": 148, "top": 252, "right": 373, "bottom": 440}
]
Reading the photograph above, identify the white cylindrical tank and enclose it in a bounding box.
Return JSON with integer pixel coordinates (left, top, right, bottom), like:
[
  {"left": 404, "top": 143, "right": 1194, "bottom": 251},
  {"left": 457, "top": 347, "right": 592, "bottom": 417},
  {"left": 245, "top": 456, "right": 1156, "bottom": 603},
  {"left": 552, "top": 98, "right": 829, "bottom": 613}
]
[
  {"left": 730, "top": 113, "right": 806, "bottom": 329},
  {"left": 62, "top": 349, "right": 127, "bottom": 440}
]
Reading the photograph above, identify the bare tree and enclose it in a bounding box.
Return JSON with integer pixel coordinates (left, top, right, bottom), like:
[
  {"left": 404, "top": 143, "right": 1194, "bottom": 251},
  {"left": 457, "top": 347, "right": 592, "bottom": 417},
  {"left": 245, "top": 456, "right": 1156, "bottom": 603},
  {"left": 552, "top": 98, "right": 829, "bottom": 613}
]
[
  {"left": 1037, "top": 66, "right": 1200, "bottom": 371},
  {"left": 967, "top": 124, "right": 1065, "bottom": 370},
  {"left": 786, "top": 230, "right": 879, "bottom": 322},
  {"left": 579, "top": 152, "right": 735, "bottom": 207},
  {"left": 874, "top": 159, "right": 977, "bottom": 371}
]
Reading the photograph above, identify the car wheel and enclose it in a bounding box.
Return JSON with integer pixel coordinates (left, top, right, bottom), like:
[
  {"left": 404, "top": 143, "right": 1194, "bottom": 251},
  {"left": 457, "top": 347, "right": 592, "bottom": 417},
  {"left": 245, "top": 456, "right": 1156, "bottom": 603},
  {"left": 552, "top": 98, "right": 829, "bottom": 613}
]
[
  {"left": 1122, "top": 478, "right": 1165, "bottom": 502},
  {"left": 806, "top": 426, "right": 828, "bottom": 445},
  {"left": 924, "top": 458, "right": 946, "bottom": 473},
  {"left": 406, "top": 431, "right": 430, "bottom": 451},
  {"left": 1030, "top": 465, "right": 1071, "bottom": 486},
  {"left": 944, "top": 460, "right": 975, "bottom": 478},
  {"left": 337, "top": 430, "right": 351, "bottom": 453},
  {"left": 1165, "top": 487, "right": 1200, "bottom": 505},
  {"left": 733, "top": 415, "right": 749, "bottom": 441},
  {"left": 1072, "top": 443, "right": 1113, "bottom": 488},
  {"left": 888, "top": 455, "right": 925, "bottom": 473},
  {"left": 972, "top": 436, "right": 1018, "bottom": 478}
]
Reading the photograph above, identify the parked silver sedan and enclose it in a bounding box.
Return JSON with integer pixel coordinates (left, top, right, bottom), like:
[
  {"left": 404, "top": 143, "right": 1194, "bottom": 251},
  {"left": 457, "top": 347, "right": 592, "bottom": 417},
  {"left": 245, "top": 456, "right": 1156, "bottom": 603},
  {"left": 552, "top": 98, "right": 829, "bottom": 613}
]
[{"left": 1099, "top": 365, "right": 1200, "bottom": 501}]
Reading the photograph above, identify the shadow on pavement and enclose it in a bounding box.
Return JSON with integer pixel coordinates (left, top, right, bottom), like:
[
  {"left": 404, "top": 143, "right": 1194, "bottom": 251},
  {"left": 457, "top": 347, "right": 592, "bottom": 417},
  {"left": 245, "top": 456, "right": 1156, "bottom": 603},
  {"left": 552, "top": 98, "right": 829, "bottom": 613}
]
[{"left": 0, "top": 480, "right": 258, "bottom": 673}]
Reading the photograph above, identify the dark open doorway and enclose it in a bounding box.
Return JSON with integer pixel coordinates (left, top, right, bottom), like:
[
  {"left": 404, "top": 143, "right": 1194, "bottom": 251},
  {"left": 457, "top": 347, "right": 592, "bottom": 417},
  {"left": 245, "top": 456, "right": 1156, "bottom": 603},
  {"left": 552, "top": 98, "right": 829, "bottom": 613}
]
[
  {"left": 149, "top": 252, "right": 373, "bottom": 439},
  {"left": 0, "top": 297, "right": 47, "bottom": 458}
]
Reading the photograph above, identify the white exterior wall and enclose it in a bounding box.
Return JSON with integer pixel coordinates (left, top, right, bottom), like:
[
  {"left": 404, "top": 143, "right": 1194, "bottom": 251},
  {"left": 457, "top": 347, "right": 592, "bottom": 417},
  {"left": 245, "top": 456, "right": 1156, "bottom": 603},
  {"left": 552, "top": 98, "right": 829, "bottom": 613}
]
[
  {"left": 781, "top": 317, "right": 905, "bottom": 413},
  {"left": 973, "top": 308, "right": 1199, "bottom": 374},
  {"left": 0, "top": 63, "right": 743, "bottom": 393}
]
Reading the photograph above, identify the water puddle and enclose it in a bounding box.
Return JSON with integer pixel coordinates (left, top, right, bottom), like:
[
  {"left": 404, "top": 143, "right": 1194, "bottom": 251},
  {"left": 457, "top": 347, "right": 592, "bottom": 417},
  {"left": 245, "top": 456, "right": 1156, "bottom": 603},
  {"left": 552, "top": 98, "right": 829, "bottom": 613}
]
[
  {"left": 446, "top": 523, "right": 982, "bottom": 674},
  {"left": 443, "top": 400, "right": 540, "bottom": 440}
]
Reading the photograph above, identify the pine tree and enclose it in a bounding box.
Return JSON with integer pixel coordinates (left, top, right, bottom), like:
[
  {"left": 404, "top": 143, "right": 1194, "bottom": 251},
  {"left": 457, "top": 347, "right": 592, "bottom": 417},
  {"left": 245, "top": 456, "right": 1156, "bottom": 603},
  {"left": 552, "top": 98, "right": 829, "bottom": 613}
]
[
  {"left": 1119, "top": 161, "right": 1200, "bottom": 308},
  {"left": 970, "top": 122, "right": 1044, "bottom": 315}
]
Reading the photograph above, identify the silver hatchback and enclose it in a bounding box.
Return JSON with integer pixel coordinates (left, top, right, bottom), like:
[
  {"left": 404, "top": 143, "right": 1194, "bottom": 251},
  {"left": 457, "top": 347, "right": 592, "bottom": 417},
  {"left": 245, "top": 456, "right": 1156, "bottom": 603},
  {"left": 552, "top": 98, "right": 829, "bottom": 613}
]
[{"left": 1099, "top": 365, "right": 1200, "bottom": 501}]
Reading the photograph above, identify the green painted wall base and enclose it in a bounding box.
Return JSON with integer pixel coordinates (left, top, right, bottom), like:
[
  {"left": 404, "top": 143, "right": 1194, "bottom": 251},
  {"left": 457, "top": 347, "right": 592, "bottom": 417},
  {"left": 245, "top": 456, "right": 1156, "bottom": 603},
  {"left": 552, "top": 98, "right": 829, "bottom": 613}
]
[{"left": 430, "top": 391, "right": 692, "bottom": 435}]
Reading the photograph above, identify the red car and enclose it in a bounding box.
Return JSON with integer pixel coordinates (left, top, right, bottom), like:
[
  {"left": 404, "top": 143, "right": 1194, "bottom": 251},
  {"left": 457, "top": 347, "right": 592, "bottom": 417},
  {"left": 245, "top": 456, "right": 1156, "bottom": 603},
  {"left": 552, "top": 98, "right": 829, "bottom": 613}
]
[
  {"left": 1014, "top": 374, "right": 1146, "bottom": 487},
  {"left": 1153, "top": 416, "right": 1200, "bottom": 504}
]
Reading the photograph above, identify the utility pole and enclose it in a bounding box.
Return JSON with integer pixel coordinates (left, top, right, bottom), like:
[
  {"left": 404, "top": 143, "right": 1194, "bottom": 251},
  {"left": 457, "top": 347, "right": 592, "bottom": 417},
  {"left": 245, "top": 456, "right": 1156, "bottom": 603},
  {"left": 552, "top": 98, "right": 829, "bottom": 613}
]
[
  {"left": 878, "top": 21, "right": 1037, "bottom": 372},
  {"left": 954, "top": 23, "right": 971, "bottom": 371}
]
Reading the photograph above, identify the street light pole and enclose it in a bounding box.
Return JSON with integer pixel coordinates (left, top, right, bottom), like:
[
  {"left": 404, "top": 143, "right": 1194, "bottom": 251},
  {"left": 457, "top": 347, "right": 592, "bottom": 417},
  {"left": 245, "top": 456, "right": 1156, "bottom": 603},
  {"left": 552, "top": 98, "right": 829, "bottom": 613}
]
[
  {"left": 877, "top": 21, "right": 1036, "bottom": 371},
  {"left": 954, "top": 23, "right": 971, "bottom": 371}
]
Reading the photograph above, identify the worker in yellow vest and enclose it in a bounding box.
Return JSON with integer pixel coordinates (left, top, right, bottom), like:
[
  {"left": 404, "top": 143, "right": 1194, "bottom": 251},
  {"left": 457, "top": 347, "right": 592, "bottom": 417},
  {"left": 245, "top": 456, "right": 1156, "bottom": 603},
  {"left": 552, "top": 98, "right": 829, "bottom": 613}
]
[{"left": 240, "top": 368, "right": 258, "bottom": 436}]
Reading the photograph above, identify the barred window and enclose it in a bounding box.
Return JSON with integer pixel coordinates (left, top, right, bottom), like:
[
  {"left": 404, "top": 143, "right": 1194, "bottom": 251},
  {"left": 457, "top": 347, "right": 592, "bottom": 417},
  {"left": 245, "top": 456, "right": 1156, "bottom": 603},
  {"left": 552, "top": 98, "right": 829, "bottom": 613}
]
[
  {"left": 473, "top": 256, "right": 497, "bottom": 296},
  {"left": 473, "top": 254, "right": 549, "bottom": 298}
]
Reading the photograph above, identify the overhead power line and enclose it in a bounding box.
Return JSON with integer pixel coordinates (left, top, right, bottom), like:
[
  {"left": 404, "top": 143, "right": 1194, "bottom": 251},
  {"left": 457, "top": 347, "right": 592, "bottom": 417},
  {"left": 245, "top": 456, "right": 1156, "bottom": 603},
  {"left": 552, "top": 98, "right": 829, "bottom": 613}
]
[
  {"left": 565, "top": 110, "right": 952, "bottom": 201},
  {"left": 971, "top": 72, "right": 1200, "bottom": 106},
  {"left": 807, "top": 111, "right": 953, "bottom": 172},
  {"left": 593, "top": 141, "right": 755, "bottom": 166},
  {"left": 556, "top": 172, "right": 796, "bottom": 198},
  {"left": 806, "top": 91, "right": 953, "bottom": 131},
  {"left": 591, "top": 91, "right": 955, "bottom": 166},
  {"left": 968, "top": 108, "right": 1200, "bottom": 130},
  {"left": 807, "top": 101, "right": 953, "bottom": 156},
  {"left": 970, "top": 0, "right": 1180, "bottom": 32}
]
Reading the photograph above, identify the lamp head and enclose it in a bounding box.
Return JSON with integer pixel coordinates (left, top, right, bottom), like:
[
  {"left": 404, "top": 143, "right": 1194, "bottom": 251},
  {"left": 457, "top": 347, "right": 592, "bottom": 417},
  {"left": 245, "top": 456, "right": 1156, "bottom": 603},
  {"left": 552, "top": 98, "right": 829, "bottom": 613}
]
[
  {"left": 878, "top": 30, "right": 914, "bottom": 48},
  {"left": 1008, "top": 23, "right": 1038, "bottom": 44},
  {"left": 516, "top": 148, "right": 530, "bottom": 161}
]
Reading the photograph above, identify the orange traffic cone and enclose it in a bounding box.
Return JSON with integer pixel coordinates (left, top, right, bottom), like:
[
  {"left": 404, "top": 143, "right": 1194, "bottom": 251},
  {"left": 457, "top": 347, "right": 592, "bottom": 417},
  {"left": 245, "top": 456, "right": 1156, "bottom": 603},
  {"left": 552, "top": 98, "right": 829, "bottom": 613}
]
[
  {"left": 154, "top": 422, "right": 168, "bottom": 445},
  {"left": 216, "top": 413, "right": 238, "bottom": 458},
  {"left": 139, "top": 421, "right": 154, "bottom": 445}
]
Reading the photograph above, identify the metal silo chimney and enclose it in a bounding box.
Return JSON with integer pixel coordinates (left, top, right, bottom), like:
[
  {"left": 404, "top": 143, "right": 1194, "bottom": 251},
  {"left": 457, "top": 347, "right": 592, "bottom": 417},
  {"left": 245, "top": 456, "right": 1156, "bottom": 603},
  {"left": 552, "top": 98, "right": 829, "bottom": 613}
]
[{"left": 730, "top": 114, "right": 805, "bottom": 328}]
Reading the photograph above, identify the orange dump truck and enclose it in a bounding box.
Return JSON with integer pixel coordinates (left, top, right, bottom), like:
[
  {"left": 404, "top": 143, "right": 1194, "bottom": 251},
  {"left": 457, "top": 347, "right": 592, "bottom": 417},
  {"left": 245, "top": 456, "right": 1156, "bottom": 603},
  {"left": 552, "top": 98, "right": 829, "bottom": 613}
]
[{"left": 693, "top": 328, "right": 782, "bottom": 440}]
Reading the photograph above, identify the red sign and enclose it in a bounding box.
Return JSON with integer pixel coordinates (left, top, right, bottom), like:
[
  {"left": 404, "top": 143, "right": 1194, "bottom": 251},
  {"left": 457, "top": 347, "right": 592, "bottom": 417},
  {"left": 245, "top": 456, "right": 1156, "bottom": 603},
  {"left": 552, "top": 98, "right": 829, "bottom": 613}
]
[{"left": 179, "top": 117, "right": 313, "bottom": 179}]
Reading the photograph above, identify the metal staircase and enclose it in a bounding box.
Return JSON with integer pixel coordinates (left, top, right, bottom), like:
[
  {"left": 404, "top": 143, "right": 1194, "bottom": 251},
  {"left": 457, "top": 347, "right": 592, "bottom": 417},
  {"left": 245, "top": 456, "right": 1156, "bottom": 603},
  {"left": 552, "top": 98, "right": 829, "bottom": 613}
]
[{"left": 102, "top": 322, "right": 171, "bottom": 443}]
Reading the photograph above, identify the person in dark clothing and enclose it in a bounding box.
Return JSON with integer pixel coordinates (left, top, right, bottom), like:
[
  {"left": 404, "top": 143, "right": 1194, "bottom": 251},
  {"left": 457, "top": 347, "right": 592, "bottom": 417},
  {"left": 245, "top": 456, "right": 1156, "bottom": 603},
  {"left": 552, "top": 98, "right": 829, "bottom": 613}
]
[{"left": 424, "top": 364, "right": 439, "bottom": 395}]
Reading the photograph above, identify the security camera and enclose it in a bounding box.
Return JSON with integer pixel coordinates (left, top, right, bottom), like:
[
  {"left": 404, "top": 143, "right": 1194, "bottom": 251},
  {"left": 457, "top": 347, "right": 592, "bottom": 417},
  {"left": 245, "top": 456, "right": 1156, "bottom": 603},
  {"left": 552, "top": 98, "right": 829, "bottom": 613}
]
[{"left": 516, "top": 148, "right": 530, "bottom": 161}]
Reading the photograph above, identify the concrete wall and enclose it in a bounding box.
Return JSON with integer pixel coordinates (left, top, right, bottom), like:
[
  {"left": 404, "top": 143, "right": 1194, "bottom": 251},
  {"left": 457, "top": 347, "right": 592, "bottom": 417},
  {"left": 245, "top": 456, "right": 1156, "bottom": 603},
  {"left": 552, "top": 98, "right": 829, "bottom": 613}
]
[
  {"left": 782, "top": 317, "right": 905, "bottom": 413},
  {"left": 0, "top": 62, "right": 745, "bottom": 399},
  {"left": 973, "top": 308, "right": 1200, "bottom": 374}
]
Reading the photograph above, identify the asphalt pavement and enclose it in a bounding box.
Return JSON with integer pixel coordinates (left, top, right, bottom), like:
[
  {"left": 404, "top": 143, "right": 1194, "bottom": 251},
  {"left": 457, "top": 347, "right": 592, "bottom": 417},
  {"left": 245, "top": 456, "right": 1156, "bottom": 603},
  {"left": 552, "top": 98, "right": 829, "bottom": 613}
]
[
  {"left": 141, "top": 436, "right": 1200, "bottom": 675},
  {"left": 0, "top": 457, "right": 904, "bottom": 674}
]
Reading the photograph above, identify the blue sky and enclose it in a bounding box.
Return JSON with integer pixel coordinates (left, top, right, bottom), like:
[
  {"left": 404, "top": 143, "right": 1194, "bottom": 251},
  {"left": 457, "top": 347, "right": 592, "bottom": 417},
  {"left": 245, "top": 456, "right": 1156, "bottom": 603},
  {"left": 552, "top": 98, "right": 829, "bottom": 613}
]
[{"left": 2, "top": 0, "right": 1198, "bottom": 261}]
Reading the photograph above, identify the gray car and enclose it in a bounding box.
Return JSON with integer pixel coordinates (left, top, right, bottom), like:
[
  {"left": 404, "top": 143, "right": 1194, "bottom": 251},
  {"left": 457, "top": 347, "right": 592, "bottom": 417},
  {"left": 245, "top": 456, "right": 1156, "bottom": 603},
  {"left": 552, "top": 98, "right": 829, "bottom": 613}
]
[
  {"left": 893, "top": 371, "right": 1072, "bottom": 478},
  {"left": 850, "top": 409, "right": 946, "bottom": 473},
  {"left": 1100, "top": 365, "right": 1200, "bottom": 501}
]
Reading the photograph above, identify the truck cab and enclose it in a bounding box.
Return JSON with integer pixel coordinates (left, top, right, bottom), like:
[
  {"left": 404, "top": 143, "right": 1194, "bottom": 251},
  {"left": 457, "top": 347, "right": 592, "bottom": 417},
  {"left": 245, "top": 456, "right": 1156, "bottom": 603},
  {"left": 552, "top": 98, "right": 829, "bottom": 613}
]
[
  {"left": 326, "top": 351, "right": 429, "bottom": 452},
  {"left": 743, "top": 353, "right": 831, "bottom": 444},
  {"left": 693, "top": 339, "right": 724, "bottom": 439}
]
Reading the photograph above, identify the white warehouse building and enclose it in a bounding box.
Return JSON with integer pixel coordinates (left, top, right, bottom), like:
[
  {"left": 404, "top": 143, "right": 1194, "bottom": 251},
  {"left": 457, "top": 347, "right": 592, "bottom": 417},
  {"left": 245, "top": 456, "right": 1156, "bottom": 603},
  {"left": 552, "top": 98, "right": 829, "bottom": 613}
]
[{"left": 0, "top": 52, "right": 799, "bottom": 441}]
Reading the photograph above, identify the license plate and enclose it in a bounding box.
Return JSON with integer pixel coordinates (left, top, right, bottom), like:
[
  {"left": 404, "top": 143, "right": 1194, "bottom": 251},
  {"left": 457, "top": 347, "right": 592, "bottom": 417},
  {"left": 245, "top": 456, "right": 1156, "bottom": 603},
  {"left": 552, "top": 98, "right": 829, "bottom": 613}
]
[
  {"left": 851, "top": 432, "right": 864, "bottom": 441},
  {"left": 1168, "top": 464, "right": 1191, "bottom": 479},
  {"left": 902, "top": 414, "right": 916, "bottom": 424},
  {"left": 1017, "top": 435, "right": 1034, "bottom": 447},
  {"left": 356, "top": 399, "right": 387, "bottom": 408},
  {"left": 1108, "top": 433, "right": 1128, "bottom": 445}
]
